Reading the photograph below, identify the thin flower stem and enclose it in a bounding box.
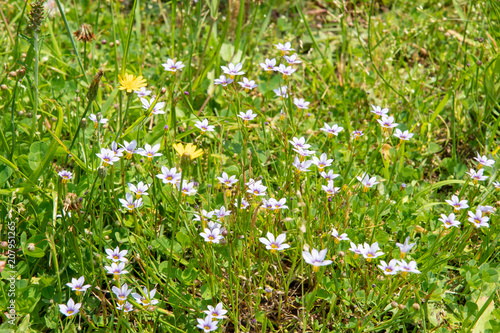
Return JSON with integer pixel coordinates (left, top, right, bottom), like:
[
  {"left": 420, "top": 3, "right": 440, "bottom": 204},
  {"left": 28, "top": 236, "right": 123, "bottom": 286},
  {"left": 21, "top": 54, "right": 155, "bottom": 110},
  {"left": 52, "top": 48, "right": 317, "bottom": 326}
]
[{"left": 115, "top": 94, "right": 133, "bottom": 141}]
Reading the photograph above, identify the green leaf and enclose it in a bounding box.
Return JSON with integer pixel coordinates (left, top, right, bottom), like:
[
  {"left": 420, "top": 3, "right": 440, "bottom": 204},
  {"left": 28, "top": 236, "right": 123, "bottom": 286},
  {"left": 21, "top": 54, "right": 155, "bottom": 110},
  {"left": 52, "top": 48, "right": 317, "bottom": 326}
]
[
  {"left": 29, "top": 105, "right": 64, "bottom": 182},
  {"left": 0, "top": 165, "right": 13, "bottom": 185},
  {"left": 28, "top": 141, "right": 49, "bottom": 170},
  {"left": 25, "top": 247, "right": 45, "bottom": 258}
]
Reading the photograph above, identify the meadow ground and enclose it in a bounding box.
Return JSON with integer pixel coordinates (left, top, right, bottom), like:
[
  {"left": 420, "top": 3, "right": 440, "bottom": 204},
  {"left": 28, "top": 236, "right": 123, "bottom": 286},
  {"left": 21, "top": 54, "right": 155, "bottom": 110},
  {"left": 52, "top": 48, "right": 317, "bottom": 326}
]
[{"left": 1, "top": 0, "right": 500, "bottom": 332}]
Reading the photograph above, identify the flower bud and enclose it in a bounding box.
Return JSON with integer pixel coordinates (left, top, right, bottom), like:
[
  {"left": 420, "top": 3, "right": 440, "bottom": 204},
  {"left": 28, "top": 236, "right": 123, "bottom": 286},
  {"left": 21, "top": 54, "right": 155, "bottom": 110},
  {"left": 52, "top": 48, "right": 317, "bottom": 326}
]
[
  {"left": 80, "top": 118, "right": 88, "bottom": 129},
  {"left": 398, "top": 304, "right": 406, "bottom": 310},
  {"left": 1, "top": 84, "right": 7, "bottom": 90},
  {"left": 0, "top": 241, "right": 7, "bottom": 249},
  {"left": 391, "top": 301, "right": 398, "bottom": 308},
  {"left": 412, "top": 303, "right": 420, "bottom": 311},
  {"left": 97, "top": 166, "right": 107, "bottom": 179},
  {"left": 17, "top": 68, "right": 26, "bottom": 78},
  {"left": 415, "top": 225, "right": 426, "bottom": 233},
  {"left": 87, "top": 69, "right": 103, "bottom": 102},
  {"left": 27, "top": 243, "right": 36, "bottom": 252}
]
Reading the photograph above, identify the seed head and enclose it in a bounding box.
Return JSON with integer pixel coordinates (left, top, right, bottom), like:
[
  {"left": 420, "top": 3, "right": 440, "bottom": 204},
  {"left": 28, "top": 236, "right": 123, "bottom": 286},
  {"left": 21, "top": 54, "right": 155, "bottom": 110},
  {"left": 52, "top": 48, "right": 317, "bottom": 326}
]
[
  {"left": 27, "top": 0, "right": 45, "bottom": 33},
  {"left": 73, "top": 23, "right": 96, "bottom": 42}
]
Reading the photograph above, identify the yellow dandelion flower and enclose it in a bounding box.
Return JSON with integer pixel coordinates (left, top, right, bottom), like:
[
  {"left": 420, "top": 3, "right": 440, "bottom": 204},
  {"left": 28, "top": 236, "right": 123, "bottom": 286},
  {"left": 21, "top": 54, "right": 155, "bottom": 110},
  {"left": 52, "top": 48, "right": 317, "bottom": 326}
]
[
  {"left": 118, "top": 73, "right": 147, "bottom": 94},
  {"left": 173, "top": 143, "right": 203, "bottom": 160}
]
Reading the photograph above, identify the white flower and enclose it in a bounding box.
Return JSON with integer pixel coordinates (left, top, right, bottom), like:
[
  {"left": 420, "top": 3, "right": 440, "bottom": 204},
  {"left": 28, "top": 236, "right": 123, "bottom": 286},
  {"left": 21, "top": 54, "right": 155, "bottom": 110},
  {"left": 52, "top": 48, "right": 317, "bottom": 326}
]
[
  {"left": 478, "top": 205, "right": 495, "bottom": 214},
  {"left": 221, "top": 63, "right": 244, "bottom": 78},
  {"left": 128, "top": 182, "right": 149, "bottom": 198},
  {"left": 96, "top": 148, "right": 120, "bottom": 166},
  {"left": 320, "top": 123, "right": 344, "bottom": 137},
  {"left": 259, "top": 232, "right": 290, "bottom": 252},
  {"left": 302, "top": 248, "right": 333, "bottom": 272},
  {"left": 360, "top": 242, "right": 384, "bottom": 261},
  {"left": 200, "top": 228, "right": 224, "bottom": 244},
  {"left": 247, "top": 181, "right": 267, "bottom": 197},
  {"left": 260, "top": 58, "right": 277, "bottom": 72},
  {"left": 331, "top": 228, "right": 349, "bottom": 243},
  {"left": 396, "top": 259, "right": 420, "bottom": 275},
  {"left": 131, "top": 287, "right": 159, "bottom": 306},
  {"left": 349, "top": 242, "right": 364, "bottom": 257},
  {"left": 177, "top": 180, "right": 197, "bottom": 196},
  {"left": 110, "top": 141, "right": 123, "bottom": 157},
  {"left": 293, "top": 147, "right": 316, "bottom": 159},
  {"left": 377, "top": 116, "right": 398, "bottom": 129},
  {"left": 311, "top": 153, "right": 333, "bottom": 171},
  {"left": 438, "top": 213, "right": 461, "bottom": 229},
  {"left": 293, "top": 98, "right": 310, "bottom": 109},
  {"left": 193, "top": 210, "right": 215, "bottom": 223},
  {"left": 112, "top": 283, "right": 133, "bottom": 304},
  {"left": 274, "top": 42, "right": 294, "bottom": 55},
  {"left": 237, "top": 110, "right": 258, "bottom": 123},
  {"left": 393, "top": 128, "right": 414, "bottom": 141},
  {"left": 66, "top": 276, "right": 91, "bottom": 295},
  {"left": 235, "top": 197, "right": 250, "bottom": 209},
  {"left": 370, "top": 105, "right": 389, "bottom": 117},
  {"left": 58, "top": 170, "right": 73, "bottom": 183},
  {"left": 322, "top": 181, "right": 340, "bottom": 197},
  {"left": 467, "top": 209, "right": 490, "bottom": 228},
  {"left": 474, "top": 153, "right": 495, "bottom": 168},
  {"left": 136, "top": 143, "right": 162, "bottom": 161},
  {"left": 276, "top": 64, "right": 296, "bottom": 78},
  {"left": 117, "top": 301, "right": 133, "bottom": 312},
  {"left": 195, "top": 119, "right": 215, "bottom": 134},
  {"left": 59, "top": 298, "right": 81, "bottom": 317},
  {"left": 237, "top": 77, "right": 258, "bottom": 91},
  {"left": 203, "top": 303, "right": 228, "bottom": 320},
  {"left": 445, "top": 195, "right": 469, "bottom": 211},
  {"left": 378, "top": 259, "right": 399, "bottom": 275},
  {"left": 351, "top": 130, "right": 364, "bottom": 140},
  {"left": 196, "top": 315, "right": 218, "bottom": 332},
  {"left": 292, "top": 156, "right": 312, "bottom": 173},
  {"left": 141, "top": 97, "right": 166, "bottom": 116},
  {"left": 214, "top": 206, "right": 231, "bottom": 221},
  {"left": 217, "top": 172, "right": 238, "bottom": 188},
  {"left": 104, "top": 262, "right": 129, "bottom": 279},
  {"left": 320, "top": 170, "right": 340, "bottom": 182},
  {"left": 395, "top": 237, "right": 416, "bottom": 258},
  {"left": 357, "top": 173, "right": 379, "bottom": 192},
  {"left": 135, "top": 87, "right": 152, "bottom": 98},
  {"left": 119, "top": 140, "right": 138, "bottom": 159},
  {"left": 284, "top": 54, "right": 301, "bottom": 64},
  {"left": 119, "top": 193, "right": 143, "bottom": 211},
  {"left": 162, "top": 59, "right": 185, "bottom": 72},
  {"left": 157, "top": 167, "right": 182, "bottom": 185},
  {"left": 273, "top": 86, "right": 288, "bottom": 98},
  {"left": 214, "top": 75, "right": 233, "bottom": 86},
  {"left": 105, "top": 247, "right": 128, "bottom": 262},
  {"left": 289, "top": 137, "right": 311, "bottom": 150},
  {"left": 89, "top": 113, "right": 108, "bottom": 128},
  {"left": 466, "top": 169, "right": 488, "bottom": 184}
]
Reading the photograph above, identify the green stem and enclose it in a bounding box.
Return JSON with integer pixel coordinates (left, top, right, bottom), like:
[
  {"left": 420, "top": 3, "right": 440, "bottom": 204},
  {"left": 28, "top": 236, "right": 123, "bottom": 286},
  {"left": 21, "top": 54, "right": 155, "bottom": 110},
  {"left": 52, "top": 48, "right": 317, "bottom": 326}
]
[
  {"left": 120, "top": 0, "right": 138, "bottom": 75},
  {"left": 29, "top": 31, "right": 39, "bottom": 144},
  {"left": 115, "top": 94, "right": 133, "bottom": 141},
  {"left": 66, "top": 100, "right": 93, "bottom": 164}
]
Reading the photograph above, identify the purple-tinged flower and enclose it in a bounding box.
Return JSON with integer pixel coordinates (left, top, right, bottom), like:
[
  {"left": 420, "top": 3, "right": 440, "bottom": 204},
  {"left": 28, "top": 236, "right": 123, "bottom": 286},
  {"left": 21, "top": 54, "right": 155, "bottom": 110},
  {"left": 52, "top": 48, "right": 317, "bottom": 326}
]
[
  {"left": 302, "top": 248, "right": 333, "bottom": 272},
  {"left": 58, "top": 170, "right": 73, "bottom": 183},
  {"left": 445, "top": 195, "right": 469, "bottom": 212},
  {"left": 259, "top": 232, "right": 290, "bottom": 252},
  {"left": 59, "top": 298, "right": 81, "bottom": 317}
]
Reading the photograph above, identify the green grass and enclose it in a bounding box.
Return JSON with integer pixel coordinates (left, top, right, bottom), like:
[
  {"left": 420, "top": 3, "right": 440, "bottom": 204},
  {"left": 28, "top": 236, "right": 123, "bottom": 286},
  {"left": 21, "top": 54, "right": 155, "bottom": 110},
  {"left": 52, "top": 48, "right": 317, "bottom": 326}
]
[{"left": 1, "top": 0, "right": 500, "bottom": 332}]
